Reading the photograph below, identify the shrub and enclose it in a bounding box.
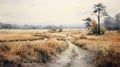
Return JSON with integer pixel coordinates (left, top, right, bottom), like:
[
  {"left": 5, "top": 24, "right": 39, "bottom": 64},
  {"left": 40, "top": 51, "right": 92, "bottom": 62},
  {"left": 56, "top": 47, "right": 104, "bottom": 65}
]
[
  {"left": 91, "top": 27, "right": 98, "bottom": 34},
  {"left": 100, "top": 27, "right": 106, "bottom": 35},
  {"left": 91, "top": 27, "right": 106, "bottom": 35},
  {"left": 39, "top": 49, "right": 51, "bottom": 63},
  {"left": 0, "top": 44, "right": 10, "bottom": 51},
  {"left": 91, "top": 20, "right": 98, "bottom": 34},
  {"left": 94, "top": 45, "right": 120, "bottom": 67},
  {"left": 90, "top": 20, "right": 106, "bottom": 35},
  {"left": 58, "top": 26, "right": 63, "bottom": 32},
  {"left": 51, "top": 26, "right": 57, "bottom": 32}
]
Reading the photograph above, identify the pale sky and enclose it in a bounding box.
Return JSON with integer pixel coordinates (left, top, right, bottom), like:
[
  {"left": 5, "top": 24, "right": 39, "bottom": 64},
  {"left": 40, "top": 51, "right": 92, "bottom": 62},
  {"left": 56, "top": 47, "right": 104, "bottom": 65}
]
[{"left": 0, "top": 0, "right": 120, "bottom": 25}]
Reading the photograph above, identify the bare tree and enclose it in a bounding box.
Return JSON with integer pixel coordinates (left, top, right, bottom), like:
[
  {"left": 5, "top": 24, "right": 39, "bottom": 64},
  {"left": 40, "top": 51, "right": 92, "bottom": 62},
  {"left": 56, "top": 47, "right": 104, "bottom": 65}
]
[{"left": 93, "top": 3, "right": 108, "bottom": 34}]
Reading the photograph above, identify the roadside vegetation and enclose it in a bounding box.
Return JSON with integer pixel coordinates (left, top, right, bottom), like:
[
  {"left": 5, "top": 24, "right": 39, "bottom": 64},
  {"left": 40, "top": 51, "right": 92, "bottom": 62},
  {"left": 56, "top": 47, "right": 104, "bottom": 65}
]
[
  {"left": 81, "top": 3, "right": 120, "bottom": 67},
  {"left": 0, "top": 30, "right": 68, "bottom": 66},
  {"left": 0, "top": 29, "right": 120, "bottom": 67},
  {"left": 69, "top": 30, "right": 120, "bottom": 67}
]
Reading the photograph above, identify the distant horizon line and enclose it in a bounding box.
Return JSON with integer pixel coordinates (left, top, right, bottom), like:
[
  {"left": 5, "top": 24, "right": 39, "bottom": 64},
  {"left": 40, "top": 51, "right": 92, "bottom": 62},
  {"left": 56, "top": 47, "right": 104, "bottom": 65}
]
[{"left": 0, "top": 22, "right": 85, "bottom": 26}]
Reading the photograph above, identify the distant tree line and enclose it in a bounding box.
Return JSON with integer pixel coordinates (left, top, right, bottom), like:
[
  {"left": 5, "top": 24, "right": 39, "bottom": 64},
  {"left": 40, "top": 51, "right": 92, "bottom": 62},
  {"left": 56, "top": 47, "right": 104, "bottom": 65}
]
[
  {"left": 0, "top": 22, "right": 83, "bottom": 29},
  {"left": 0, "top": 22, "right": 46, "bottom": 29},
  {"left": 104, "top": 13, "right": 120, "bottom": 31}
]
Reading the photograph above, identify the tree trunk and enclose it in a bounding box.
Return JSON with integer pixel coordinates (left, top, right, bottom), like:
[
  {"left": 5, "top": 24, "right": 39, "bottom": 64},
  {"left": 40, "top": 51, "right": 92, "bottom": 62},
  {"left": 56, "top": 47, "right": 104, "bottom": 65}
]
[{"left": 98, "top": 11, "right": 101, "bottom": 34}]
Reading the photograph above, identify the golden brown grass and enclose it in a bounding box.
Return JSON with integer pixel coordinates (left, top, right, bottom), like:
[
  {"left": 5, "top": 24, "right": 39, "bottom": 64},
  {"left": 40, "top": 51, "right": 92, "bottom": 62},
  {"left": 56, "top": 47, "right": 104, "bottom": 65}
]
[
  {"left": 0, "top": 39, "right": 68, "bottom": 63},
  {"left": 0, "top": 34, "right": 41, "bottom": 42},
  {"left": 0, "top": 30, "right": 68, "bottom": 65},
  {"left": 94, "top": 44, "right": 120, "bottom": 67},
  {"left": 0, "top": 29, "right": 120, "bottom": 67},
  {"left": 69, "top": 31, "right": 120, "bottom": 67}
]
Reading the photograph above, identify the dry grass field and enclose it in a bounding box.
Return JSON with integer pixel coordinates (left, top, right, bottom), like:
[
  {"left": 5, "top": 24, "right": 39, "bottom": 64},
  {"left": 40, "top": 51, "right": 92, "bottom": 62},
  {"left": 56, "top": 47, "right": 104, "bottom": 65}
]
[
  {"left": 0, "top": 29, "right": 120, "bottom": 67},
  {"left": 0, "top": 29, "right": 69, "bottom": 65},
  {"left": 69, "top": 31, "right": 120, "bottom": 67}
]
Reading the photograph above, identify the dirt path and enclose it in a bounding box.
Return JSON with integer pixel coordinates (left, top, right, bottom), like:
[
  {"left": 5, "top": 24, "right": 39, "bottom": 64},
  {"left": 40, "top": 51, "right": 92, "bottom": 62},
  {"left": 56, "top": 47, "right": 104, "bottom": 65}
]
[
  {"left": 22, "top": 39, "right": 94, "bottom": 67},
  {"left": 47, "top": 40, "right": 93, "bottom": 67}
]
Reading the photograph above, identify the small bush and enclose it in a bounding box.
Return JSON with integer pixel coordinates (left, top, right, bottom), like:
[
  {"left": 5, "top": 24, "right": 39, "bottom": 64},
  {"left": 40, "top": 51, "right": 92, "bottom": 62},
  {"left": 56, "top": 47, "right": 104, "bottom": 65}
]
[
  {"left": 94, "top": 45, "right": 120, "bottom": 67},
  {"left": 51, "top": 26, "right": 58, "bottom": 32},
  {"left": 39, "top": 49, "right": 51, "bottom": 63},
  {"left": 92, "top": 27, "right": 98, "bottom": 34},
  {"left": 100, "top": 27, "right": 106, "bottom": 35},
  {"left": 58, "top": 26, "right": 63, "bottom": 32},
  {"left": 91, "top": 27, "right": 106, "bottom": 35},
  {"left": 0, "top": 44, "right": 10, "bottom": 51}
]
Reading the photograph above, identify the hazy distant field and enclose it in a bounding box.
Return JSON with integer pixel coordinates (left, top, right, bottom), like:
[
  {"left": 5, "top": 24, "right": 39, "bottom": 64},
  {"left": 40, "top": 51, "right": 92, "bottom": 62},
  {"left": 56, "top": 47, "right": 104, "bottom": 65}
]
[{"left": 0, "top": 29, "right": 120, "bottom": 67}]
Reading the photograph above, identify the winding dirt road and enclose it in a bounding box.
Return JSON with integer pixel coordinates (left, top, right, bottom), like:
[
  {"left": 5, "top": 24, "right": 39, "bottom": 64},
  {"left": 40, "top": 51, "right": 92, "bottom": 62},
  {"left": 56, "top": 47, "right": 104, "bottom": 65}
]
[{"left": 22, "top": 39, "right": 94, "bottom": 67}]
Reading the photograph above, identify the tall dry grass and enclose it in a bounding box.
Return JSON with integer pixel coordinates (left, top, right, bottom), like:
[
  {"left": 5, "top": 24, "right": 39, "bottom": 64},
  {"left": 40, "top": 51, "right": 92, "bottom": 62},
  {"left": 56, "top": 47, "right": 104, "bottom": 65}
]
[
  {"left": 69, "top": 31, "right": 120, "bottom": 67},
  {"left": 0, "top": 39, "right": 68, "bottom": 64},
  {"left": 0, "top": 30, "right": 68, "bottom": 65},
  {"left": 94, "top": 44, "right": 120, "bottom": 67}
]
